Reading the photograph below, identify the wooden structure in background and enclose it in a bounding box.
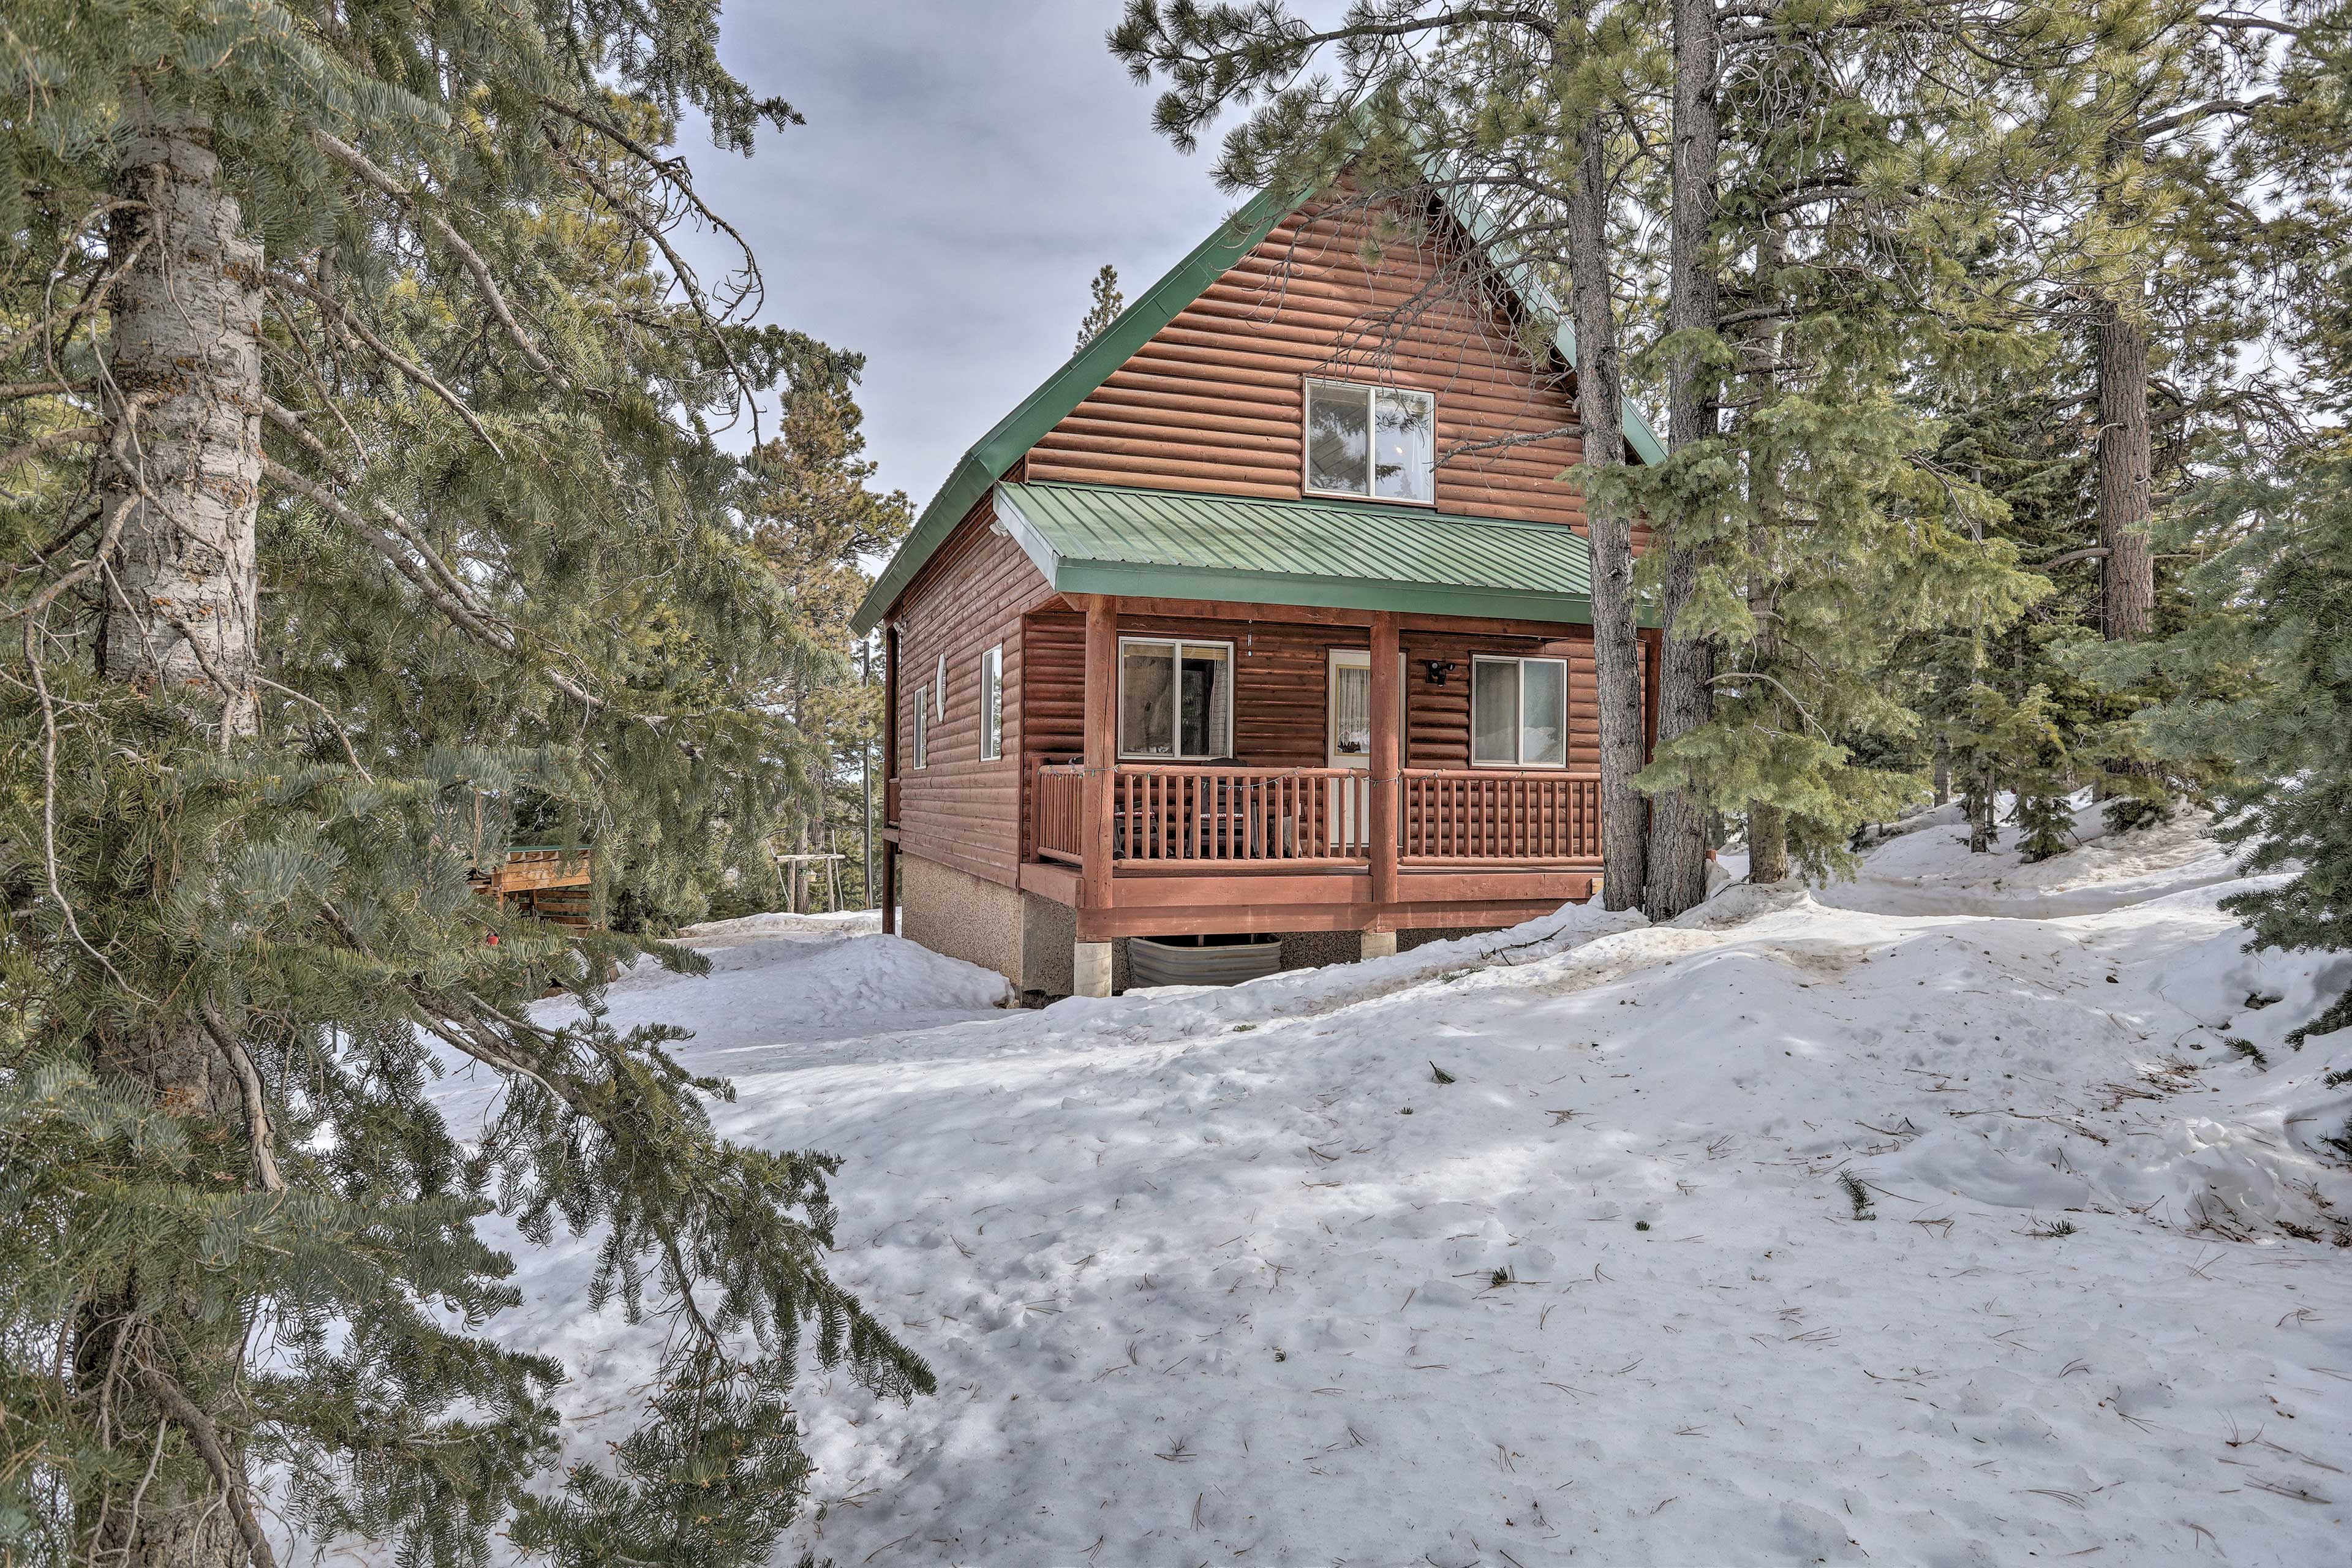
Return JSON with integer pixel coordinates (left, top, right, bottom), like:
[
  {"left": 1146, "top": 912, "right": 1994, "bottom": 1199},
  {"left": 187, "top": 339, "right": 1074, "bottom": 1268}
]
[{"left": 472, "top": 846, "right": 596, "bottom": 930}]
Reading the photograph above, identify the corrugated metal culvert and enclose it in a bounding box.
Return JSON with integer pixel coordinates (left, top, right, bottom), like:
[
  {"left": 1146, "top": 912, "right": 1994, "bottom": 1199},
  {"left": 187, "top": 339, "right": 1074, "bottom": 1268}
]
[{"left": 1126, "top": 932, "right": 1286, "bottom": 989}]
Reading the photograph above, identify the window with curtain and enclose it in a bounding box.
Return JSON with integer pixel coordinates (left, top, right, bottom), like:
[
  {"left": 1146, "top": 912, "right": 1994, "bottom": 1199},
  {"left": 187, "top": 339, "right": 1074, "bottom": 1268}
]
[
  {"left": 912, "top": 684, "right": 929, "bottom": 769},
  {"left": 1305, "top": 379, "right": 1436, "bottom": 502},
  {"left": 1119, "top": 638, "right": 1234, "bottom": 759},
  {"left": 979, "top": 645, "right": 1003, "bottom": 760},
  {"left": 1470, "top": 657, "right": 1568, "bottom": 767},
  {"left": 1332, "top": 663, "right": 1370, "bottom": 755}
]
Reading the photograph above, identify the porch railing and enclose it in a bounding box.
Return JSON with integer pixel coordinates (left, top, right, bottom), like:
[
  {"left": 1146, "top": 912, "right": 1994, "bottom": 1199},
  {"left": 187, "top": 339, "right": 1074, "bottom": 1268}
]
[
  {"left": 1032, "top": 761, "right": 1602, "bottom": 867},
  {"left": 1035, "top": 763, "right": 1087, "bottom": 863},
  {"left": 1403, "top": 769, "right": 1602, "bottom": 861}
]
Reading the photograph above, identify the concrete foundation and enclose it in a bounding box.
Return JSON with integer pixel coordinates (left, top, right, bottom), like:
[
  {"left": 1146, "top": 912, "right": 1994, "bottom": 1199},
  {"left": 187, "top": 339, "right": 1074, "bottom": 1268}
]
[
  {"left": 895, "top": 851, "right": 1506, "bottom": 999},
  {"left": 899, "top": 854, "right": 1025, "bottom": 984}
]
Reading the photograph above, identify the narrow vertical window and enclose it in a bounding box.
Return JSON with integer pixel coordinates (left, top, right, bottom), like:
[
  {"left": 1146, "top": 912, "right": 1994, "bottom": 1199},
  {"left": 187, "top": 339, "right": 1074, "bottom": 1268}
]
[
  {"left": 979, "top": 645, "right": 1003, "bottom": 760},
  {"left": 1470, "top": 657, "right": 1570, "bottom": 767},
  {"left": 912, "top": 684, "right": 929, "bottom": 769}
]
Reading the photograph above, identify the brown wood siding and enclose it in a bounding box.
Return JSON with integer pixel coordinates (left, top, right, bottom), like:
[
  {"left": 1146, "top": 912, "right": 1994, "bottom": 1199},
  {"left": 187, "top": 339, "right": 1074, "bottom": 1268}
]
[
  {"left": 1027, "top": 194, "right": 1608, "bottom": 532},
  {"left": 1022, "top": 608, "right": 1611, "bottom": 774},
  {"left": 890, "top": 497, "right": 1058, "bottom": 887}
]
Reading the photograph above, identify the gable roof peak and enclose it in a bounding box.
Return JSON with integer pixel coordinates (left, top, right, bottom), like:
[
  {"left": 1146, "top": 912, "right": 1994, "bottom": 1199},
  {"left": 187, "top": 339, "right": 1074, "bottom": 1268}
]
[{"left": 851, "top": 170, "right": 1665, "bottom": 635}]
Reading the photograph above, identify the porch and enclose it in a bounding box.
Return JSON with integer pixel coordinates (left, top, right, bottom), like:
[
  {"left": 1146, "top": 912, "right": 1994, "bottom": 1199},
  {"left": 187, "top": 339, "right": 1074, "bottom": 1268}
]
[{"left": 1012, "top": 593, "right": 1610, "bottom": 972}]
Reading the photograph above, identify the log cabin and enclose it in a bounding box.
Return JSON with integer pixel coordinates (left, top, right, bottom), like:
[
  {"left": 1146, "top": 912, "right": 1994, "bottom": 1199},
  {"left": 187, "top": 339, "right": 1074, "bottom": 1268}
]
[{"left": 851, "top": 173, "right": 1666, "bottom": 1000}]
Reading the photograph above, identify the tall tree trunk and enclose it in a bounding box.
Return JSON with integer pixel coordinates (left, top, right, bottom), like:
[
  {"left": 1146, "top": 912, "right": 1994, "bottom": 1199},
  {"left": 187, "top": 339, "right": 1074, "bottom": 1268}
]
[
  {"left": 1746, "top": 805, "right": 1789, "bottom": 883},
  {"left": 96, "top": 99, "right": 263, "bottom": 739},
  {"left": 1567, "top": 110, "right": 1646, "bottom": 913},
  {"left": 2094, "top": 292, "right": 2155, "bottom": 642},
  {"left": 74, "top": 96, "right": 266, "bottom": 1568},
  {"left": 1644, "top": 0, "right": 1721, "bottom": 920}
]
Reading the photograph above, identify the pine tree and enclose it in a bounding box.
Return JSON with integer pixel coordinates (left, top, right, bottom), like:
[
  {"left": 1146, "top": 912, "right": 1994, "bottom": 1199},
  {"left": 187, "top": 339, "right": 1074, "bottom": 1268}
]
[
  {"left": 1077, "top": 263, "right": 1127, "bottom": 348},
  {"left": 2101, "top": 18, "right": 2352, "bottom": 1038},
  {"left": 0, "top": 6, "right": 929, "bottom": 1565},
  {"left": 743, "top": 363, "right": 914, "bottom": 914}
]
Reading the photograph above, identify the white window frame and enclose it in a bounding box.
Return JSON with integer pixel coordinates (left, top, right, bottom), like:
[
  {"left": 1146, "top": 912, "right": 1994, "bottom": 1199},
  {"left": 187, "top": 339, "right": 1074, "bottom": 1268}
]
[
  {"left": 979, "top": 644, "right": 1003, "bottom": 761},
  {"left": 911, "top": 684, "right": 929, "bottom": 769},
  {"left": 1469, "top": 655, "right": 1570, "bottom": 769},
  {"left": 934, "top": 654, "right": 948, "bottom": 719},
  {"left": 1302, "top": 377, "right": 1438, "bottom": 506},
  {"left": 1325, "top": 648, "right": 1409, "bottom": 766},
  {"left": 1117, "top": 636, "right": 1237, "bottom": 761}
]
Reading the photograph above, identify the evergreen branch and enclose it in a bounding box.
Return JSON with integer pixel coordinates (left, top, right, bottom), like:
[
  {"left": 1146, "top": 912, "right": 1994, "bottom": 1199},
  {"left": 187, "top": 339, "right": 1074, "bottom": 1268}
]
[
  {"left": 17, "top": 496, "right": 100, "bottom": 569},
  {"left": 7, "top": 395, "right": 156, "bottom": 627},
  {"left": 2136, "top": 96, "right": 2277, "bottom": 140},
  {"left": 0, "top": 212, "right": 149, "bottom": 371},
  {"left": 251, "top": 673, "right": 372, "bottom": 779},
  {"left": 0, "top": 379, "right": 93, "bottom": 401},
  {"left": 1708, "top": 669, "right": 1830, "bottom": 739},
  {"left": 533, "top": 96, "right": 767, "bottom": 313},
  {"left": 311, "top": 132, "right": 573, "bottom": 392},
  {"left": 157, "top": 610, "right": 254, "bottom": 746},
  {"left": 2030, "top": 545, "right": 2109, "bottom": 570},
  {"left": 265, "top": 276, "right": 502, "bottom": 454},
  {"left": 0, "top": 423, "right": 101, "bottom": 473},
  {"left": 542, "top": 126, "right": 764, "bottom": 442},
  {"left": 197, "top": 1003, "right": 287, "bottom": 1194},
  {"left": 129, "top": 1352, "right": 278, "bottom": 1568},
  {"left": 258, "top": 456, "right": 616, "bottom": 716}
]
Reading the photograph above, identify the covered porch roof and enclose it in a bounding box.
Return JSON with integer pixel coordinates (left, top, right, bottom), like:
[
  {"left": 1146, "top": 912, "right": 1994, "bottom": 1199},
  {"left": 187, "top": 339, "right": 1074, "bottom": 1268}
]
[{"left": 992, "top": 480, "right": 1597, "bottom": 625}]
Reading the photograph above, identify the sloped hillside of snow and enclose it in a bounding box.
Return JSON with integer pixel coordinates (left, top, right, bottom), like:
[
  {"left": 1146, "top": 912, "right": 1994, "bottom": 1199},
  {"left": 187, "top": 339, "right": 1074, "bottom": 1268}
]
[{"left": 421, "top": 813, "right": 2352, "bottom": 1568}]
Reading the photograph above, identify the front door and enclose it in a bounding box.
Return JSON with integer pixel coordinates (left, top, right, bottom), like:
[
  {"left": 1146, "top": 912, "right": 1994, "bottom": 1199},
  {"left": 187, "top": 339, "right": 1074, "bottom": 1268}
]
[{"left": 1326, "top": 650, "right": 1403, "bottom": 849}]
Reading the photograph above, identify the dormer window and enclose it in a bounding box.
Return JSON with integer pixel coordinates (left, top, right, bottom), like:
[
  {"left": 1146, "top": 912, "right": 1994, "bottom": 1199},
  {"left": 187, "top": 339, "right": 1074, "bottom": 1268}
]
[{"left": 1304, "top": 379, "right": 1436, "bottom": 503}]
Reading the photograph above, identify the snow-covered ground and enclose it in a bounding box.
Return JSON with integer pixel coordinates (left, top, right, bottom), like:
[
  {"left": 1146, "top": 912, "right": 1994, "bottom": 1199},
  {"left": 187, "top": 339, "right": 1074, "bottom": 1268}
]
[{"left": 434, "top": 809, "right": 2352, "bottom": 1566}]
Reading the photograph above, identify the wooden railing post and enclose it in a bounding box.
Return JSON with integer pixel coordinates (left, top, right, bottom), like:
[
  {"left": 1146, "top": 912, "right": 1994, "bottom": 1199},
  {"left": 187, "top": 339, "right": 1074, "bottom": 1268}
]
[
  {"left": 1082, "top": 595, "right": 1117, "bottom": 915},
  {"left": 1369, "top": 611, "right": 1400, "bottom": 911}
]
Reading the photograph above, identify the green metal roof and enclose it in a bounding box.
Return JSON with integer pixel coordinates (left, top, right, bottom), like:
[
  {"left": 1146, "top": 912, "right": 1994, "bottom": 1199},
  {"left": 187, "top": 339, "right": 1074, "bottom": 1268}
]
[
  {"left": 991, "top": 481, "right": 1596, "bottom": 624},
  {"left": 850, "top": 168, "right": 1665, "bottom": 636}
]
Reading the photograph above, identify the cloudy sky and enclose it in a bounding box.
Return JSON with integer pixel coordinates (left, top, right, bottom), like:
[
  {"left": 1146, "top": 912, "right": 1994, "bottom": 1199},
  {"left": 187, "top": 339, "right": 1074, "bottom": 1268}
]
[{"left": 679, "top": 2, "right": 1251, "bottom": 511}]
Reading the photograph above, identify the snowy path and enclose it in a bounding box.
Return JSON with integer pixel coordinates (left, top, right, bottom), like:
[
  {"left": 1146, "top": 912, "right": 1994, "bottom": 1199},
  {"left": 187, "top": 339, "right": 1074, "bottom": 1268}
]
[{"left": 442, "top": 812, "right": 2352, "bottom": 1567}]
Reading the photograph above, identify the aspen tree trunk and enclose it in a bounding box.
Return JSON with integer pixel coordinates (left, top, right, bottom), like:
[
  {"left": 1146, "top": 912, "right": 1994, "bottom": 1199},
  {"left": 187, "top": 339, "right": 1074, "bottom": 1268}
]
[
  {"left": 2094, "top": 293, "right": 2155, "bottom": 642},
  {"left": 96, "top": 100, "right": 264, "bottom": 739},
  {"left": 1644, "top": 0, "right": 1721, "bottom": 920},
  {"left": 1567, "top": 111, "right": 1647, "bottom": 912},
  {"left": 77, "top": 96, "right": 265, "bottom": 1568}
]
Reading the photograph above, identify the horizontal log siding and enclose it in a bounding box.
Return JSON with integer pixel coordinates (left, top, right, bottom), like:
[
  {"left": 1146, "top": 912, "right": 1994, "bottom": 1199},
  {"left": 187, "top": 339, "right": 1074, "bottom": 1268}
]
[
  {"left": 1022, "top": 608, "right": 1608, "bottom": 774},
  {"left": 1027, "top": 197, "right": 1622, "bottom": 534},
  {"left": 891, "top": 497, "right": 1058, "bottom": 888}
]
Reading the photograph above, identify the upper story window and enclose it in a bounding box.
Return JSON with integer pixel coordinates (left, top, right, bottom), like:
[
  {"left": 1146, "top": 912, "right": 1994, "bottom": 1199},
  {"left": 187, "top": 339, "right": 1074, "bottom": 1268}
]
[
  {"left": 1305, "top": 379, "right": 1436, "bottom": 504},
  {"left": 911, "top": 684, "right": 930, "bottom": 769}
]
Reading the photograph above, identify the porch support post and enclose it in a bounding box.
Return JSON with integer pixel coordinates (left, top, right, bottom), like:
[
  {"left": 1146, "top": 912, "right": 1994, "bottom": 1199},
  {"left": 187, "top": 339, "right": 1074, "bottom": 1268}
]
[
  {"left": 1073, "top": 939, "right": 1114, "bottom": 999},
  {"left": 1368, "top": 611, "right": 1401, "bottom": 915},
  {"left": 1081, "top": 595, "right": 1117, "bottom": 918}
]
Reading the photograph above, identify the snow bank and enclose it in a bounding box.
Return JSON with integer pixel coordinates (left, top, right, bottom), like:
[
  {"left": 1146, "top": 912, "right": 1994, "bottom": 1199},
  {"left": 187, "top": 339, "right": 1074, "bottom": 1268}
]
[
  {"left": 410, "top": 826, "right": 2352, "bottom": 1568},
  {"left": 1821, "top": 797, "right": 2247, "bottom": 917}
]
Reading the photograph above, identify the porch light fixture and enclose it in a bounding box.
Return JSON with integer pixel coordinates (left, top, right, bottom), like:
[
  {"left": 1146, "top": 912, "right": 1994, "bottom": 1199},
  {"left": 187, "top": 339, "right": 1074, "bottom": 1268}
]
[{"left": 1422, "top": 659, "right": 1458, "bottom": 686}]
